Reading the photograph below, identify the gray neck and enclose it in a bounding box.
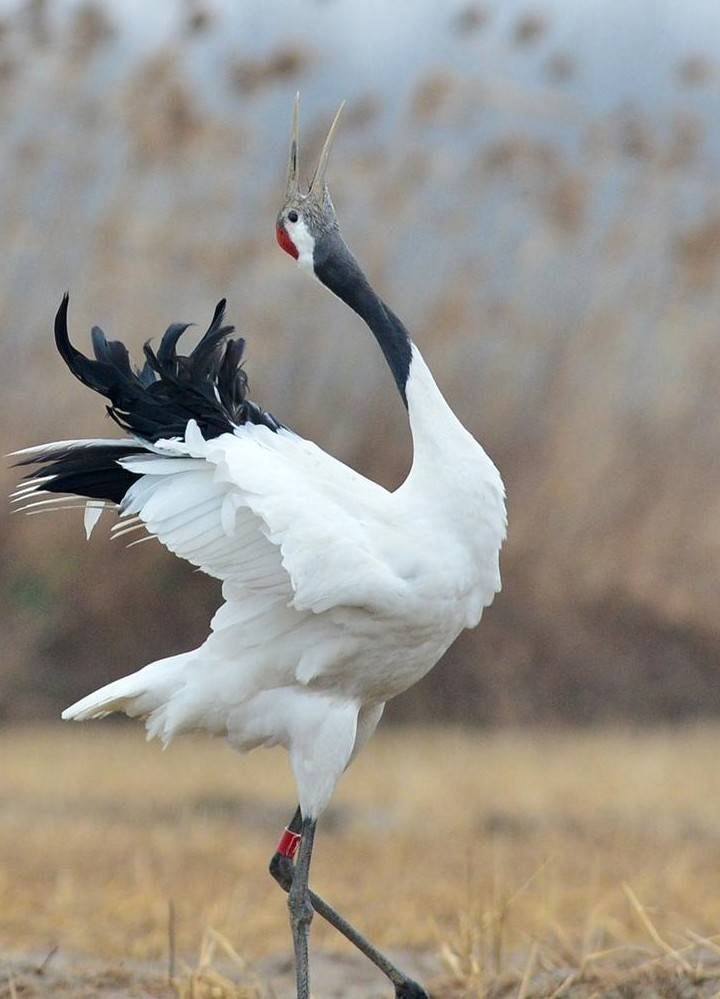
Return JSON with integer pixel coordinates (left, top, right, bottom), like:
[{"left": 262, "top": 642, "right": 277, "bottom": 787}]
[{"left": 312, "top": 231, "right": 413, "bottom": 405}]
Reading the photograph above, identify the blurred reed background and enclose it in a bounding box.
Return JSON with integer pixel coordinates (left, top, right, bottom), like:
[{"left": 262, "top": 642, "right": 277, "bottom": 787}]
[{"left": 1, "top": 0, "right": 720, "bottom": 726}]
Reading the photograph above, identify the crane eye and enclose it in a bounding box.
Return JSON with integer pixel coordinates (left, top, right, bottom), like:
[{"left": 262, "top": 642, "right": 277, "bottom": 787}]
[{"left": 287, "top": 210, "right": 299, "bottom": 223}]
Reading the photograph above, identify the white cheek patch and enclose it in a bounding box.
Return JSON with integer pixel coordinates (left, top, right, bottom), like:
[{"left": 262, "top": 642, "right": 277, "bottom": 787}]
[{"left": 288, "top": 217, "right": 316, "bottom": 276}]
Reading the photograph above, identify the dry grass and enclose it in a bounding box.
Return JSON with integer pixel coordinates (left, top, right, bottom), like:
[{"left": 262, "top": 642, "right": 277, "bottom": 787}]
[{"left": 2, "top": 723, "right": 720, "bottom": 996}]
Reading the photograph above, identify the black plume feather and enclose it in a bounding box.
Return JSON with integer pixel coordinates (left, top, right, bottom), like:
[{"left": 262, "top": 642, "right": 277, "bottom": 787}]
[
  {"left": 54, "top": 295, "right": 282, "bottom": 443},
  {"left": 14, "top": 297, "right": 284, "bottom": 507},
  {"left": 156, "top": 323, "right": 193, "bottom": 368}
]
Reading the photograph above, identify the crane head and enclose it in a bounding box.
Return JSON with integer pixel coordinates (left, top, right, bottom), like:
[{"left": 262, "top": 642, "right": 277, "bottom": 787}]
[{"left": 276, "top": 94, "right": 345, "bottom": 273}]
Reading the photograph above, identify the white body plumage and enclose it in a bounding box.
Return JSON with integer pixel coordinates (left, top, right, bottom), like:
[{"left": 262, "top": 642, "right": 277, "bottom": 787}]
[{"left": 60, "top": 346, "right": 506, "bottom": 817}]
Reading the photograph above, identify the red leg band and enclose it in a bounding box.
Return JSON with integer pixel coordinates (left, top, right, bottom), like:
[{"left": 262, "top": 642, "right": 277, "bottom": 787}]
[{"left": 276, "top": 827, "right": 302, "bottom": 859}]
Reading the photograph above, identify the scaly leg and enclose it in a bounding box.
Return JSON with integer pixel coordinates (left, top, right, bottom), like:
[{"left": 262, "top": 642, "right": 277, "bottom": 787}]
[
  {"left": 270, "top": 807, "right": 429, "bottom": 998},
  {"left": 287, "top": 814, "right": 316, "bottom": 999}
]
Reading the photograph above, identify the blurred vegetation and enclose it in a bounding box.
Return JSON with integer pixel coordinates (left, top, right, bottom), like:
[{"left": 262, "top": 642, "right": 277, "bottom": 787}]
[{"left": 1, "top": 0, "right": 720, "bottom": 723}]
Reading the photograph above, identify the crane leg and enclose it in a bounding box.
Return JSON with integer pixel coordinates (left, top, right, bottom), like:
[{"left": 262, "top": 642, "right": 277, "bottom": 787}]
[
  {"left": 287, "top": 814, "right": 316, "bottom": 999},
  {"left": 270, "top": 807, "right": 430, "bottom": 999}
]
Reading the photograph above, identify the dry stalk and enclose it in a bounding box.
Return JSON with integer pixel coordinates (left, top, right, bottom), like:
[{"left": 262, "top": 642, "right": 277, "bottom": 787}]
[
  {"left": 546, "top": 971, "right": 579, "bottom": 999},
  {"left": 172, "top": 925, "right": 266, "bottom": 999},
  {"left": 622, "top": 882, "right": 693, "bottom": 974},
  {"left": 168, "top": 898, "right": 177, "bottom": 982},
  {"left": 516, "top": 941, "right": 538, "bottom": 999},
  {"left": 686, "top": 929, "right": 720, "bottom": 960}
]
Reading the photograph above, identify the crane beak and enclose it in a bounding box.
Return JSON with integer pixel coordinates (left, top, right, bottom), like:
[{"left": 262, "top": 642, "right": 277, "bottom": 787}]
[
  {"left": 285, "top": 96, "right": 345, "bottom": 200},
  {"left": 285, "top": 92, "right": 300, "bottom": 198},
  {"left": 309, "top": 101, "right": 345, "bottom": 196}
]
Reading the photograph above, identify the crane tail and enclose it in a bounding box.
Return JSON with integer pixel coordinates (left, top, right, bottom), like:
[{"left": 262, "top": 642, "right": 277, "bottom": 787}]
[
  {"left": 62, "top": 650, "right": 200, "bottom": 743},
  {"left": 62, "top": 681, "right": 137, "bottom": 722}
]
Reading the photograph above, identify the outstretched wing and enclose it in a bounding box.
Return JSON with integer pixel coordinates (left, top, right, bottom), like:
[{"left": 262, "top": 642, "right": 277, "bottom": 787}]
[
  {"left": 14, "top": 297, "right": 405, "bottom": 617},
  {"left": 117, "top": 430, "right": 290, "bottom": 599},
  {"left": 119, "top": 420, "right": 404, "bottom": 615}
]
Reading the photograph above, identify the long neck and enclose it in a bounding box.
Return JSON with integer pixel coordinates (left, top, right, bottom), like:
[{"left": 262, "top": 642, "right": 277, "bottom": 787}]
[
  {"left": 313, "top": 232, "right": 476, "bottom": 470},
  {"left": 313, "top": 233, "right": 413, "bottom": 404}
]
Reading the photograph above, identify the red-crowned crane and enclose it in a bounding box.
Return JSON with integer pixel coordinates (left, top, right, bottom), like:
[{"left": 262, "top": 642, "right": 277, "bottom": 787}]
[{"left": 12, "top": 98, "right": 506, "bottom": 999}]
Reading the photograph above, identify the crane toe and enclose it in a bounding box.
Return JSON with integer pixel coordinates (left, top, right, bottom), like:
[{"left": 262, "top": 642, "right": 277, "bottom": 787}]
[{"left": 395, "top": 982, "right": 430, "bottom": 999}]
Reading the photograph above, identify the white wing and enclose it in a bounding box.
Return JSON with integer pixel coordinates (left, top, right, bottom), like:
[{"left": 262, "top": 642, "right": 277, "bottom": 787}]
[{"left": 119, "top": 420, "right": 403, "bottom": 615}]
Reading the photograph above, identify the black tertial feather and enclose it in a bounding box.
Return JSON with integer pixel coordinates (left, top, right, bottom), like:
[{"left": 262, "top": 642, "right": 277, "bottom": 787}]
[
  {"left": 54, "top": 294, "right": 281, "bottom": 441},
  {"left": 15, "top": 296, "right": 282, "bottom": 508},
  {"left": 155, "top": 323, "right": 191, "bottom": 368},
  {"left": 90, "top": 326, "right": 133, "bottom": 378}
]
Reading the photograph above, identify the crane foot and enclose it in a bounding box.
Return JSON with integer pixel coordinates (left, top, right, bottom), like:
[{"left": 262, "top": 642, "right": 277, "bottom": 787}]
[
  {"left": 395, "top": 982, "right": 430, "bottom": 999},
  {"left": 269, "top": 813, "right": 432, "bottom": 999}
]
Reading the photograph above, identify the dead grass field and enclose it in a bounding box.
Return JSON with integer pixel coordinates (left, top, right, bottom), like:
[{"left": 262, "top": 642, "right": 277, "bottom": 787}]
[{"left": 2, "top": 723, "right": 720, "bottom": 997}]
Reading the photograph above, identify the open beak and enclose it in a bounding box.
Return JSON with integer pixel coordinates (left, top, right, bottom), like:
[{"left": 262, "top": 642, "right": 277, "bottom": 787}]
[
  {"left": 285, "top": 94, "right": 345, "bottom": 200},
  {"left": 285, "top": 93, "right": 300, "bottom": 198}
]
